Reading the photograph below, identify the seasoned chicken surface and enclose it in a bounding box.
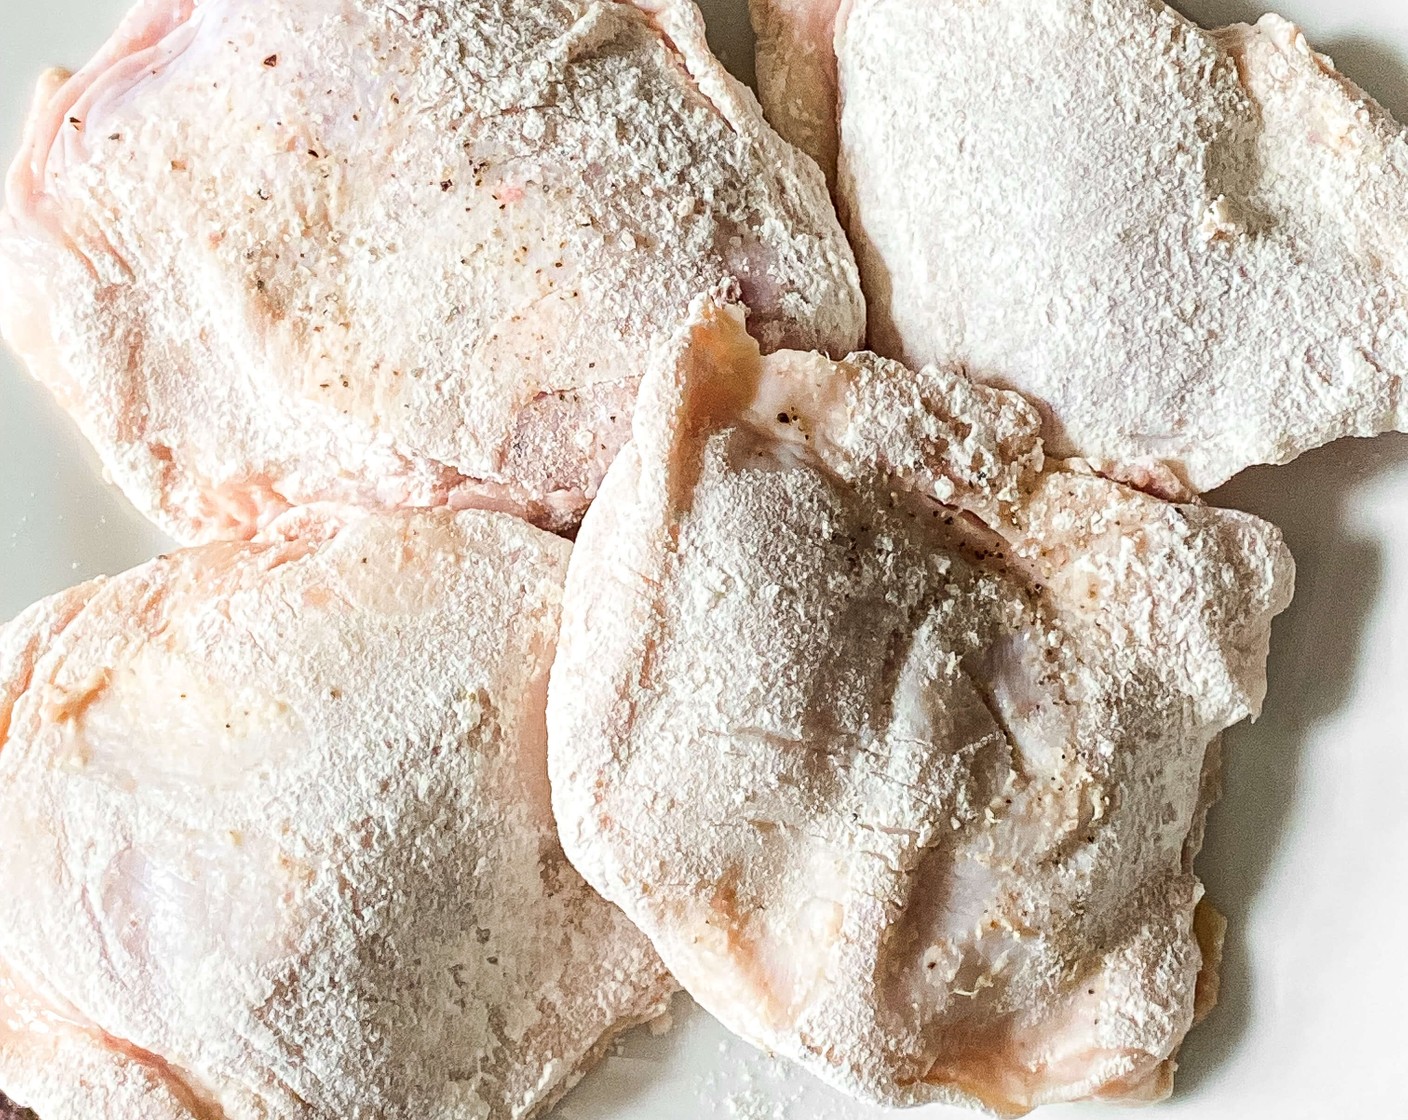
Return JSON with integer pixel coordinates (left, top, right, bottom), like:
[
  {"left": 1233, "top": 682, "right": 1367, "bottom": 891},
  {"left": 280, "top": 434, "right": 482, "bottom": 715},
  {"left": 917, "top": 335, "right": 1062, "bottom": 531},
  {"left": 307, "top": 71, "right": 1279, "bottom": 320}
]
[
  {"left": 749, "top": 0, "right": 845, "bottom": 187},
  {"left": 0, "top": 0, "right": 862, "bottom": 543},
  {"left": 547, "top": 301, "right": 1293, "bottom": 1113},
  {"left": 0, "top": 509, "right": 674, "bottom": 1120},
  {"left": 751, "top": 0, "right": 1408, "bottom": 492}
]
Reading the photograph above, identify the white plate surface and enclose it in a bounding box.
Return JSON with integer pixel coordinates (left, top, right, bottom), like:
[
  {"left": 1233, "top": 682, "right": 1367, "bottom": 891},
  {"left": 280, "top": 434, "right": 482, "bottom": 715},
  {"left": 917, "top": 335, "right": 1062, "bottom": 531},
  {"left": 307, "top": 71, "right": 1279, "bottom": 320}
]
[{"left": 2, "top": 2, "right": 1406, "bottom": 1119}]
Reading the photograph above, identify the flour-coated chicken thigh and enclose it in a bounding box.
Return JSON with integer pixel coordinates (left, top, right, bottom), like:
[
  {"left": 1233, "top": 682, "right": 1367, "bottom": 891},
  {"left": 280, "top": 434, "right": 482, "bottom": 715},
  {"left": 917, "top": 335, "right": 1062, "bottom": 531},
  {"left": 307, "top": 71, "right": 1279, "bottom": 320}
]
[
  {"left": 548, "top": 301, "right": 1292, "bottom": 1113},
  {"left": 751, "top": 0, "right": 1408, "bottom": 492},
  {"left": 0, "top": 0, "right": 862, "bottom": 542},
  {"left": 0, "top": 508, "right": 673, "bottom": 1120}
]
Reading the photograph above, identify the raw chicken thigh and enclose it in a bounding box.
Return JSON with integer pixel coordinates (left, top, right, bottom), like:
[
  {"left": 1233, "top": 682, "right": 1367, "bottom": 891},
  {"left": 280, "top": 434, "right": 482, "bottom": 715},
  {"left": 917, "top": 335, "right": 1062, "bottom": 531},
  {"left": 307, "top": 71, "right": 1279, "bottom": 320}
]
[
  {"left": 0, "top": 508, "right": 674, "bottom": 1120},
  {"left": 749, "top": 0, "right": 845, "bottom": 187},
  {"left": 548, "top": 301, "right": 1293, "bottom": 1113},
  {"left": 752, "top": 0, "right": 1408, "bottom": 492},
  {"left": 0, "top": 0, "right": 862, "bottom": 543}
]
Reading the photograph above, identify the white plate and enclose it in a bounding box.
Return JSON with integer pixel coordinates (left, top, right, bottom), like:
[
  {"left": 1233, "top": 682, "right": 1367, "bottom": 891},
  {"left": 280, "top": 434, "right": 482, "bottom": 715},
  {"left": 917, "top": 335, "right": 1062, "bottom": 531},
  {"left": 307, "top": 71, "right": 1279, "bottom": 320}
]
[{"left": 2, "top": 2, "right": 1405, "bottom": 1118}]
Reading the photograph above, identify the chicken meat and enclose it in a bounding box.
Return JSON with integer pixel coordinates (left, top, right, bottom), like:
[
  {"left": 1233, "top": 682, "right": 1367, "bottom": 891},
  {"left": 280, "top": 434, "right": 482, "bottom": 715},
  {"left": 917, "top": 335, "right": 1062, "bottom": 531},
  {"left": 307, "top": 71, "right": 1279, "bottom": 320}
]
[
  {"left": 0, "top": 508, "right": 674, "bottom": 1120},
  {"left": 547, "top": 300, "right": 1293, "bottom": 1113},
  {"left": 751, "top": 0, "right": 1408, "bottom": 492},
  {"left": 0, "top": 0, "right": 862, "bottom": 543}
]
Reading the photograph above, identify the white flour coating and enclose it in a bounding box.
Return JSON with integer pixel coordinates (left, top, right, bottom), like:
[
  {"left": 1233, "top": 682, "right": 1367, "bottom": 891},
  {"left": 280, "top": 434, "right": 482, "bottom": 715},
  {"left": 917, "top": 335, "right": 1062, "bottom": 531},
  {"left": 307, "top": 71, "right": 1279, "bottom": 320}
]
[
  {"left": 747, "top": 0, "right": 845, "bottom": 185},
  {"left": 547, "top": 301, "right": 1293, "bottom": 1114},
  {"left": 0, "top": 0, "right": 862, "bottom": 544},
  {"left": 0, "top": 509, "right": 674, "bottom": 1120},
  {"left": 754, "top": 0, "right": 1408, "bottom": 492}
]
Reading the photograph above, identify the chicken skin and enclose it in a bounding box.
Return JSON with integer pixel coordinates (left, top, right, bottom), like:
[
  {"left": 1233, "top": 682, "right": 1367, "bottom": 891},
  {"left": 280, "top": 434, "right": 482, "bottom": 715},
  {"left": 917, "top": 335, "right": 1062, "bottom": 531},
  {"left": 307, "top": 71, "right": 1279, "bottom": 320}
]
[
  {"left": 0, "top": 0, "right": 862, "bottom": 542},
  {"left": 751, "top": 0, "right": 1408, "bottom": 492},
  {"left": 0, "top": 508, "right": 673, "bottom": 1120},
  {"left": 548, "top": 301, "right": 1293, "bottom": 1113}
]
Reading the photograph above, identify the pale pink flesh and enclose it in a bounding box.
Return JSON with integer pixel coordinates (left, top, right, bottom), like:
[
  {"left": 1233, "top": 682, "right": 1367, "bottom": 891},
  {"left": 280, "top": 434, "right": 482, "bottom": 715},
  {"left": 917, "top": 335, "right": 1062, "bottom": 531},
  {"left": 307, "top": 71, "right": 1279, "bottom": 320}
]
[
  {"left": 0, "top": 0, "right": 862, "bottom": 543},
  {"left": 748, "top": 0, "right": 848, "bottom": 183},
  {"left": 0, "top": 510, "right": 673, "bottom": 1118},
  {"left": 549, "top": 302, "right": 1293, "bottom": 1113},
  {"left": 766, "top": 0, "right": 1408, "bottom": 492}
]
